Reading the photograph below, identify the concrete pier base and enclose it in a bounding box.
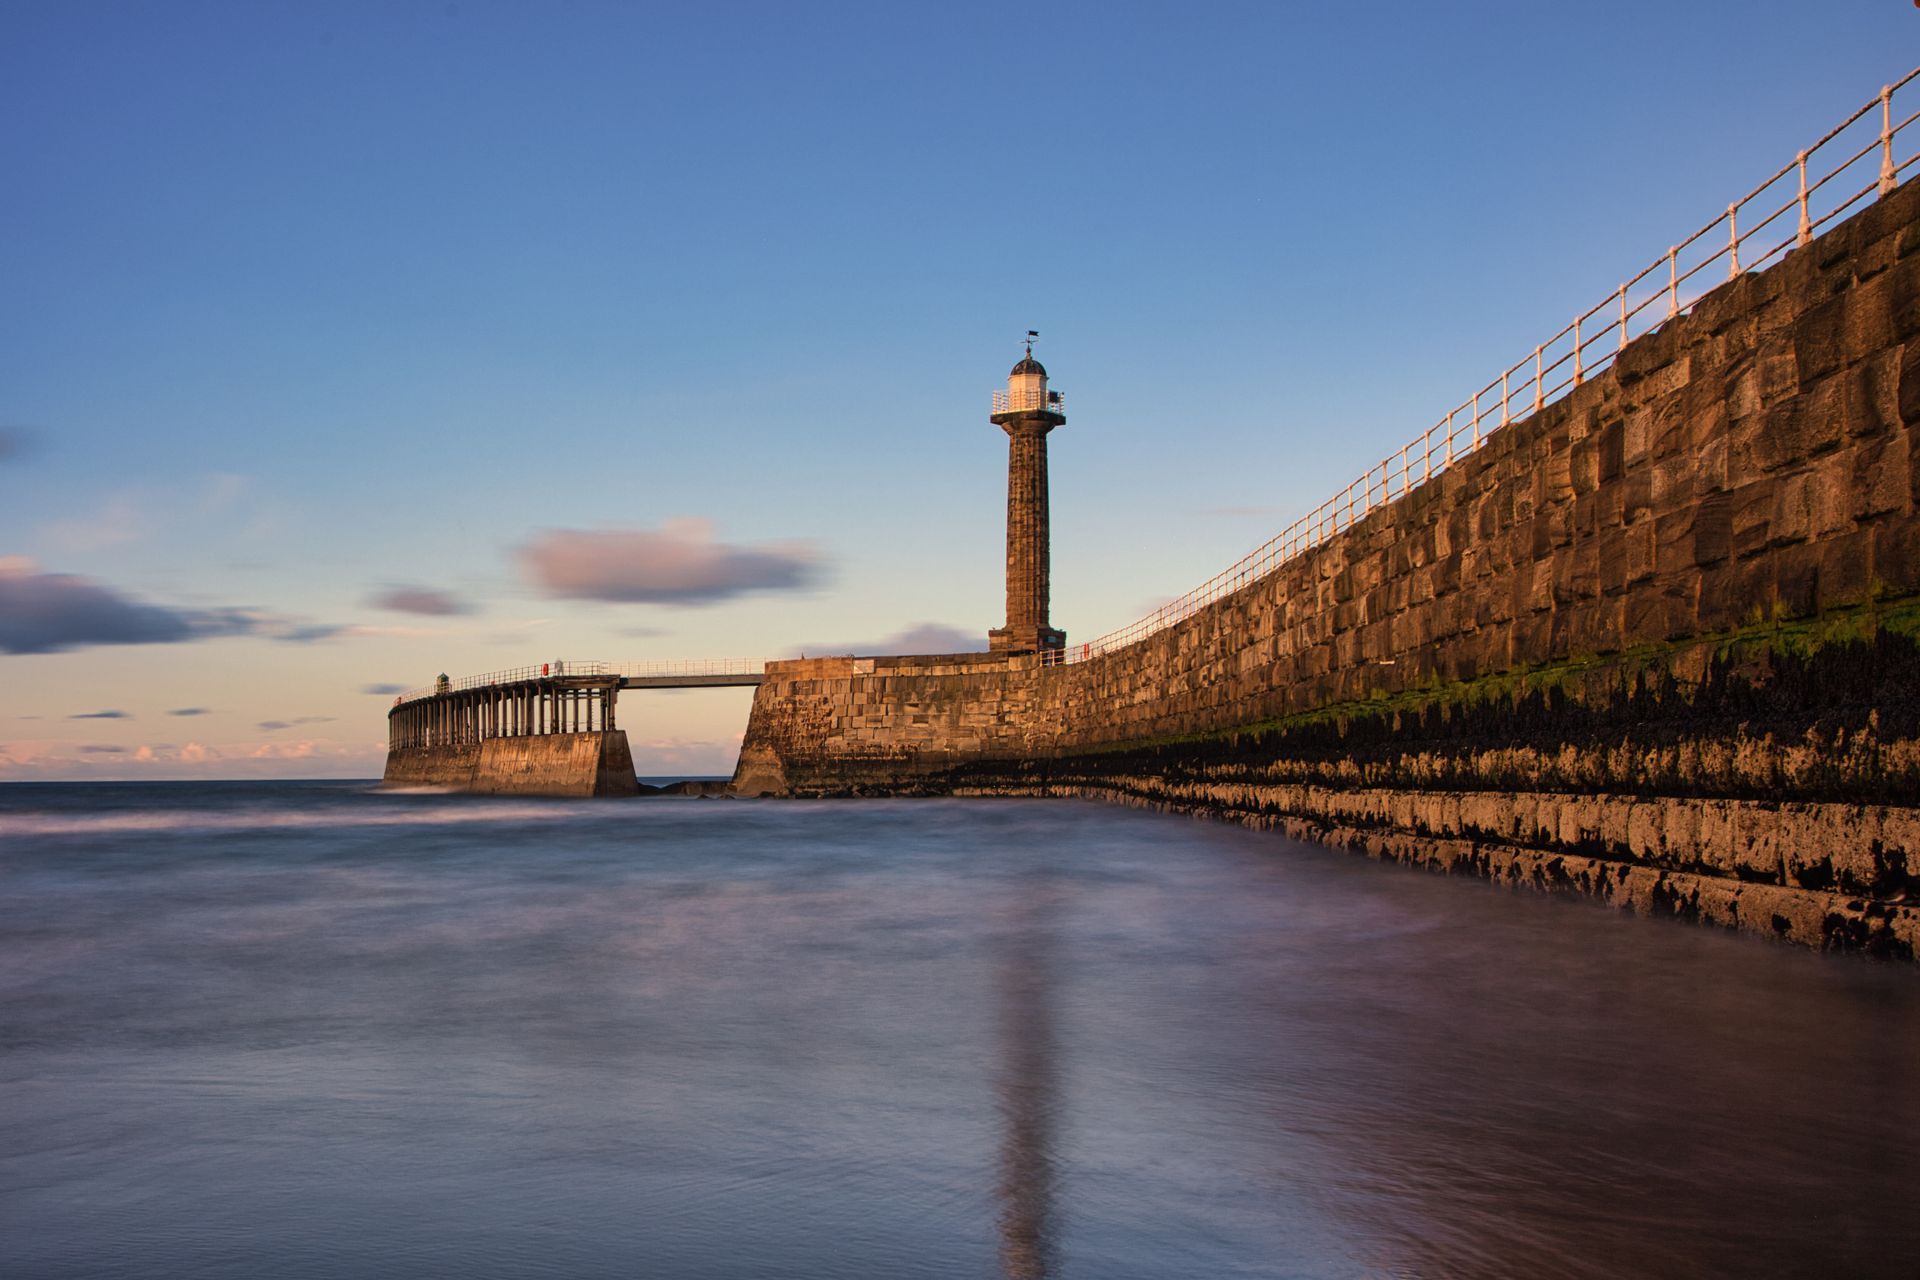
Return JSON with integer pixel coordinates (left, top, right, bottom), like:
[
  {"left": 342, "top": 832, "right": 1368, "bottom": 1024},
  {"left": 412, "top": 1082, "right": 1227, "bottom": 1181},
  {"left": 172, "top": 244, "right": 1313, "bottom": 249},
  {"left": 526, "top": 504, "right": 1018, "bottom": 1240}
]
[{"left": 381, "top": 731, "right": 638, "bottom": 797}]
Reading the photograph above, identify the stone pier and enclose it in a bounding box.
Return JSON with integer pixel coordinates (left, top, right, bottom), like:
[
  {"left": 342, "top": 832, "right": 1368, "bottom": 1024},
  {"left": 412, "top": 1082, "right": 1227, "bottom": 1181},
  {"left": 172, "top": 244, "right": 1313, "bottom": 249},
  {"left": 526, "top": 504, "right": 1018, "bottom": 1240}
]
[
  {"left": 383, "top": 673, "right": 639, "bottom": 796},
  {"left": 735, "top": 177, "right": 1920, "bottom": 956}
]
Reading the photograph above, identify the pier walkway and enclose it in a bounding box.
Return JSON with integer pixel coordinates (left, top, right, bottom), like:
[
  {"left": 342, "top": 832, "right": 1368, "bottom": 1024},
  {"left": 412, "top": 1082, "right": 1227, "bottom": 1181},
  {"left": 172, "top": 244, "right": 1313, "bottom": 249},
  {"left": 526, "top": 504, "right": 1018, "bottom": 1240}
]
[{"left": 387, "top": 660, "right": 763, "bottom": 750}]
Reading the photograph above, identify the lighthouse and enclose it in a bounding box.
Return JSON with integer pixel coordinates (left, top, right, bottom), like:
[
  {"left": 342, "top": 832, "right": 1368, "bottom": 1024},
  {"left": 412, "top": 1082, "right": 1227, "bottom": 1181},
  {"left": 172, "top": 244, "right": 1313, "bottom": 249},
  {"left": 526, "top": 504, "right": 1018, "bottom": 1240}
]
[{"left": 988, "top": 341, "right": 1067, "bottom": 655}]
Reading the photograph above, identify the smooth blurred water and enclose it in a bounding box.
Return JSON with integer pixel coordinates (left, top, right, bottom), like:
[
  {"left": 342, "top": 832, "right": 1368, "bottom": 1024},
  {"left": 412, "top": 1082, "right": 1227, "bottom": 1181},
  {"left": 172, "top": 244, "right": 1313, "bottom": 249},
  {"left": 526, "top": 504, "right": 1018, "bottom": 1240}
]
[{"left": 2, "top": 781, "right": 1917, "bottom": 1279}]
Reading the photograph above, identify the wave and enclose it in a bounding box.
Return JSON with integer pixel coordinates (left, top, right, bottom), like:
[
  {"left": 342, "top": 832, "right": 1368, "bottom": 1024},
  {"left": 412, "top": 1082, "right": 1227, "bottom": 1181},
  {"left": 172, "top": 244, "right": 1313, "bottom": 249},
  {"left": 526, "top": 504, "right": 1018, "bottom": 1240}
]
[{"left": 0, "top": 800, "right": 620, "bottom": 839}]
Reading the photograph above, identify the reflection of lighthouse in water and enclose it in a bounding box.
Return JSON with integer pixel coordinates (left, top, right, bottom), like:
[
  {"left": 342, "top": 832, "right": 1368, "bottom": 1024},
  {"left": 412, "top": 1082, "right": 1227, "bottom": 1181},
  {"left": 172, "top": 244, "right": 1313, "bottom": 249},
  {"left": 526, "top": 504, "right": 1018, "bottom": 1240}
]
[{"left": 994, "top": 878, "right": 1060, "bottom": 1279}]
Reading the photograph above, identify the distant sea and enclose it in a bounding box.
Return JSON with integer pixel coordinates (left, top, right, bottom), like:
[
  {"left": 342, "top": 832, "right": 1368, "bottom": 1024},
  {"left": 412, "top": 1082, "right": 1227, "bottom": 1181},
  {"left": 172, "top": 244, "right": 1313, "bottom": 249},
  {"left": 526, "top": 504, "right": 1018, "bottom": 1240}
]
[{"left": 4, "top": 780, "right": 1918, "bottom": 1278}]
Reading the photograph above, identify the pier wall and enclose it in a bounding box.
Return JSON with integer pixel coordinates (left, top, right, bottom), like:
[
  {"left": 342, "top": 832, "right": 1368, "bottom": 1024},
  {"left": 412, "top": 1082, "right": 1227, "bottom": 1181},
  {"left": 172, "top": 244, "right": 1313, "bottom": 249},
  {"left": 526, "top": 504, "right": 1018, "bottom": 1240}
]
[
  {"left": 383, "top": 731, "right": 638, "bottom": 797},
  {"left": 736, "top": 178, "right": 1920, "bottom": 954}
]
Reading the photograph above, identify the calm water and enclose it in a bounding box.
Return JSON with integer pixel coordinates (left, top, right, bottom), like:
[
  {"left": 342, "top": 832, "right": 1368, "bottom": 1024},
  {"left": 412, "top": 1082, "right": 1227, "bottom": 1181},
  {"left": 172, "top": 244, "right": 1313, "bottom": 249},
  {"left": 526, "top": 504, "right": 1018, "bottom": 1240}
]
[{"left": 3, "top": 782, "right": 1917, "bottom": 1279}]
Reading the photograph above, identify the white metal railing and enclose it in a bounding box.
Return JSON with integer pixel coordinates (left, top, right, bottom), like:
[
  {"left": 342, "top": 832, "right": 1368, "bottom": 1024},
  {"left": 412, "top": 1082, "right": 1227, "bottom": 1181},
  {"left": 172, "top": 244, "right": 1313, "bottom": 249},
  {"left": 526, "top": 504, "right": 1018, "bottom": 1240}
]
[
  {"left": 1044, "top": 69, "right": 1920, "bottom": 668},
  {"left": 394, "top": 658, "right": 764, "bottom": 704},
  {"left": 992, "top": 387, "right": 1066, "bottom": 415}
]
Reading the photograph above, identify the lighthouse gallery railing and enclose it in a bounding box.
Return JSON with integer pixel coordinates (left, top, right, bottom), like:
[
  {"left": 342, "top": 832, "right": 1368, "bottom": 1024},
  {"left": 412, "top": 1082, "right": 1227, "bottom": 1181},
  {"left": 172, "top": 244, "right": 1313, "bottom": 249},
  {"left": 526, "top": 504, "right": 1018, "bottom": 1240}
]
[{"left": 1047, "top": 69, "right": 1920, "bottom": 666}]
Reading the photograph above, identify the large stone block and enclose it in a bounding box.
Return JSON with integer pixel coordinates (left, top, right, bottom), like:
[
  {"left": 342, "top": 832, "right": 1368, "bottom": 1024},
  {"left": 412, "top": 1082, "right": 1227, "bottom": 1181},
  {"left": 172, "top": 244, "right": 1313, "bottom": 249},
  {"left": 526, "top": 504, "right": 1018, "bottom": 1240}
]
[
  {"left": 1772, "top": 541, "right": 1824, "bottom": 616},
  {"left": 1729, "top": 477, "right": 1775, "bottom": 558},
  {"left": 1853, "top": 433, "right": 1910, "bottom": 520},
  {"left": 1873, "top": 518, "right": 1920, "bottom": 594},
  {"left": 1691, "top": 490, "right": 1733, "bottom": 565},
  {"left": 1758, "top": 346, "right": 1802, "bottom": 409},
  {"left": 1817, "top": 528, "right": 1875, "bottom": 603},
  {"left": 1769, "top": 470, "right": 1815, "bottom": 545},
  {"left": 1794, "top": 294, "right": 1848, "bottom": 382},
  {"left": 1889, "top": 254, "right": 1920, "bottom": 340}
]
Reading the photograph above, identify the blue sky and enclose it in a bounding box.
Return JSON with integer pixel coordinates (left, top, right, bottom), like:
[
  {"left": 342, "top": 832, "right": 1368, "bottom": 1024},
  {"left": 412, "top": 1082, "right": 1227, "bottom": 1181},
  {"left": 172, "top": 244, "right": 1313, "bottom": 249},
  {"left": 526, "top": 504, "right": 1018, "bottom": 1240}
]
[{"left": 2, "top": 1, "right": 1913, "bottom": 779}]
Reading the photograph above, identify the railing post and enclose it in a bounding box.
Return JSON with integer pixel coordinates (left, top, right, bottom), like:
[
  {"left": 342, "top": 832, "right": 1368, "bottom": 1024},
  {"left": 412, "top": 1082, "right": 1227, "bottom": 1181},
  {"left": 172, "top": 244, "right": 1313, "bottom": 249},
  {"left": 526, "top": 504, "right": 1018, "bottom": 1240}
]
[
  {"left": 1533, "top": 345, "right": 1544, "bottom": 411},
  {"left": 1470, "top": 391, "right": 1480, "bottom": 450},
  {"left": 1881, "top": 85, "right": 1898, "bottom": 197},
  {"left": 1727, "top": 202, "right": 1740, "bottom": 279},
  {"left": 1573, "top": 318, "right": 1583, "bottom": 386},
  {"left": 1668, "top": 246, "right": 1679, "bottom": 318},
  {"left": 1500, "top": 370, "right": 1510, "bottom": 428},
  {"left": 1617, "top": 283, "right": 1628, "bottom": 352},
  {"left": 1796, "top": 150, "right": 1812, "bottom": 246}
]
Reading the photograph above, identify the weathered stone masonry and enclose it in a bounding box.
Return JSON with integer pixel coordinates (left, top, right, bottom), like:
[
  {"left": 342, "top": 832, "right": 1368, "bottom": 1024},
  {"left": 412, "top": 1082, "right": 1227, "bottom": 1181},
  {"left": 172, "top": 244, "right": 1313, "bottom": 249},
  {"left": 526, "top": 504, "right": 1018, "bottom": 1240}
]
[
  {"left": 990, "top": 352, "right": 1067, "bottom": 656},
  {"left": 736, "top": 177, "right": 1920, "bottom": 955},
  {"left": 384, "top": 732, "right": 638, "bottom": 797},
  {"left": 383, "top": 674, "right": 639, "bottom": 796}
]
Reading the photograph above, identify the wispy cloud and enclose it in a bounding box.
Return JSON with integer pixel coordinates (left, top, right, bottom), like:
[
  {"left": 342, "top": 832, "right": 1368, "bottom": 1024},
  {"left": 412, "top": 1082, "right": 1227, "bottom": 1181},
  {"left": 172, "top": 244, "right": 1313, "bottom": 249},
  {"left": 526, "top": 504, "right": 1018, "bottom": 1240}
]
[
  {"left": 197, "top": 472, "right": 249, "bottom": 516},
  {"left": 38, "top": 473, "right": 264, "bottom": 555},
  {"left": 0, "top": 734, "right": 394, "bottom": 780},
  {"left": 518, "top": 520, "right": 823, "bottom": 605},
  {"left": 0, "top": 559, "right": 246, "bottom": 654},
  {"left": 250, "top": 740, "right": 317, "bottom": 759},
  {"left": 40, "top": 492, "right": 147, "bottom": 553},
  {"left": 481, "top": 617, "right": 551, "bottom": 646},
  {"left": 0, "top": 558, "right": 357, "bottom": 655},
  {"left": 793, "top": 622, "right": 981, "bottom": 657},
  {"left": 361, "top": 683, "right": 406, "bottom": 696},
  {"left": 627, "top": 733, "right": 747, "bottom": 775},
  {"left": 369, "top": 585, "right": 473, "bottom": 616},
  {"left": 70, "top": 709, "right": 131, "bottom": 720},
  {"left": 273, "top": 623, "right": 351, "bottom": 644},
  {"left": 258, "top": 716, "right": 333, "bottom": 732},
  {"left": 168, "top": 707, "right": 211, "bottom": 717}
]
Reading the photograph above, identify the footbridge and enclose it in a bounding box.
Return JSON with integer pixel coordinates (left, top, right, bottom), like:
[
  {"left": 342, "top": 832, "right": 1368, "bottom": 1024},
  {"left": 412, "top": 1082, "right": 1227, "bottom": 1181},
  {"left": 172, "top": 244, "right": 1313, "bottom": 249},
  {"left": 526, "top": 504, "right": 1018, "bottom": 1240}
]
[{"left": 387, "top": 659, "right": 764, "bottom": 751}]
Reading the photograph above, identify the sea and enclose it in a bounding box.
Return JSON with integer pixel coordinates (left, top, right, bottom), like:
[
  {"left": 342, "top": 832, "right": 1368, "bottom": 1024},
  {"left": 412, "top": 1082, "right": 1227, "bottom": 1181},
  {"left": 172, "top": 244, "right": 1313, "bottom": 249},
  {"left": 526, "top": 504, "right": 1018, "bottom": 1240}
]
[{"left": 2, "top": 779, "right": 1918, "bottom": 1279}]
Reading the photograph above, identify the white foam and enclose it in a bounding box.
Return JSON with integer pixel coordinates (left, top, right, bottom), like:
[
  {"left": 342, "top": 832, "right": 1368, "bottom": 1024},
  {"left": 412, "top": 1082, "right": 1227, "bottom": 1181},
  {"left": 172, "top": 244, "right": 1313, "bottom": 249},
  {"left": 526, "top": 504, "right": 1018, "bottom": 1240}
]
[{"left": 0, "top": 801, "right": 608, "bottom": 839}]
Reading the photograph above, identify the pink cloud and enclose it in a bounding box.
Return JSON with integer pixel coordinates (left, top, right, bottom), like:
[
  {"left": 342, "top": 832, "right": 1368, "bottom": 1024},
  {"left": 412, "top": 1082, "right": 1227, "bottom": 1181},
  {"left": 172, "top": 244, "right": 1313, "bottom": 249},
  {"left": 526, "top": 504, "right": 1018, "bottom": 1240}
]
[
  {"left": 518, "top": 519, "right": 822, "bottom": 605},
  {"left": 792, "top": 622, "right": 981, "bottom": 657},
  {"left": 0, "top": 735, "right": 382, "bottom": 780},
  {"left": 369, "top": 585, "right": 473, "bottom": 616}
]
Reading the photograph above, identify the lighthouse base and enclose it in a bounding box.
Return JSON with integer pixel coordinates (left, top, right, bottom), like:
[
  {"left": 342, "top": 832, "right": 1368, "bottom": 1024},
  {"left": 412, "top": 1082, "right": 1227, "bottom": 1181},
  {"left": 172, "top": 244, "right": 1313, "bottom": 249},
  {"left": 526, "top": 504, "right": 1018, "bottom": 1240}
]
[{"left": 988, "top": 625, "right": 1065, "bottom": 656}]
